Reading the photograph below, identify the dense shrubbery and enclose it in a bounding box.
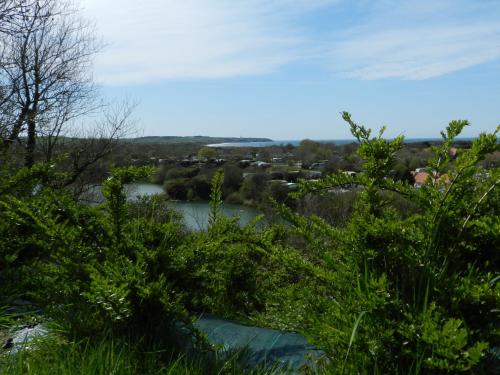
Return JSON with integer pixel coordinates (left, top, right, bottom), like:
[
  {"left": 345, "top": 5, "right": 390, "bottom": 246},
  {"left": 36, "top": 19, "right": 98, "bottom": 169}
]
[
  {"left": 161, "top": 166, "right": 211, "bottom": 200},
  {"left": 157, "top": 161, "right": 292, "bottom": 207},
  {"left": 254, "top": 114, "right": 499, "bottom": 373},
  {"left": 0, "top": 163, "right": 302, "bottom": 371},
  {"left": 1, "top": 114, "right": 498, "bottom": 374}
]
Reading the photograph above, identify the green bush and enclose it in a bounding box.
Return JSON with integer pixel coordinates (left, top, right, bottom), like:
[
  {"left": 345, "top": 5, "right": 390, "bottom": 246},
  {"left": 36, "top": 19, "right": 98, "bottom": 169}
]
[
  {"left": 164, "top": 178, "right": 190, "bottom": 200},
  {"left": 1, "top": 114, "right": 498, "bottom": 374},
  {"left": 259, "top": 114, "right": 499, "bottom": 373},
  {"left": 127, "top": 194, "right": 183, "bottom": 224},
  {"left": 0, "top": 165, "right": 298, "bottom": 361}
]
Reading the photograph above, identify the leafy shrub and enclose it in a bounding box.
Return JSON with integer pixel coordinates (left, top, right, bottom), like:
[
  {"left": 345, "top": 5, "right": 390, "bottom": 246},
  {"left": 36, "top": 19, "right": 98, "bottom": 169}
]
[
  {"left": 0, "top": 165, "right": 300, "bottom": 359},
  {"left": 1, "top": 114, "right": 497, "bottom": 374},
  {"left": 126, "top": 193, "right": 182, "bottom": 224},
  {"left": 241, "top": 173, "right": 269, "bottom": 202},
  {"left": 260, "top": 114, "right": 499, "bottom": 373},
  {"left": 164, "top": 178, "right": 190, "bottom": 200}
]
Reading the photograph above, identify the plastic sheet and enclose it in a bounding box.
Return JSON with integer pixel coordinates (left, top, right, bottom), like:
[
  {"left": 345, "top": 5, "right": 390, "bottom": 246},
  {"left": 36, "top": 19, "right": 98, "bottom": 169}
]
[{"left": 194, "top": 314, "right": 324, "bottom": 373}]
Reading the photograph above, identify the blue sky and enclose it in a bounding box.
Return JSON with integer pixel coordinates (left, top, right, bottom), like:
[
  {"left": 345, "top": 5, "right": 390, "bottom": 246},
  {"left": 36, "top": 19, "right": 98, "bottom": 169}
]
[{"left": 81, "top": 0, "right": 500, "bottom": 139}]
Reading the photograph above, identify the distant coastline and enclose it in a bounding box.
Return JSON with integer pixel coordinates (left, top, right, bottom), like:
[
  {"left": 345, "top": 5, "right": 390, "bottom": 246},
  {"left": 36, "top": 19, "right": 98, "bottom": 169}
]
[
  {"left": 207, "top": 137, "right": 476, "bottom": 148},
  {"left": 118, "top": 135, "right": 476, "bottom": 147},
  {"left": 121, "top": 136, "right": 273, "bottom": 145}
]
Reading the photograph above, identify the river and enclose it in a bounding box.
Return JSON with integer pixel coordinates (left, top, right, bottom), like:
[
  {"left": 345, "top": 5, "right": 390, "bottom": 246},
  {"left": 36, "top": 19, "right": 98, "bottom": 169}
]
[{"left": 122, "top": 183, "right": 262, "bottom": 231}]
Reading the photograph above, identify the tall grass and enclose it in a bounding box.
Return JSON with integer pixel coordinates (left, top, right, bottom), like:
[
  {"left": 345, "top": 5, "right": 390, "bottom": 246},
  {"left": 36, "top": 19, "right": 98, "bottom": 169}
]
[{"left": 0, "top": 337, "right": 284, "bottom": 375}]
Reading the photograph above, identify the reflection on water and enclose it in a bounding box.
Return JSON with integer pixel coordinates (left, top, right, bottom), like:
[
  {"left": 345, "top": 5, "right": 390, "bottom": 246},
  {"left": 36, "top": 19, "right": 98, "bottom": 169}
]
[
  {"left": 168, "top": 201, "right": 261, "bottom": 231},
  {"left": 89, "top": 183, "right": 262, "bottom": 231},
  {"left": 126, "top": 183, "right": 165, "bottom": 198}
]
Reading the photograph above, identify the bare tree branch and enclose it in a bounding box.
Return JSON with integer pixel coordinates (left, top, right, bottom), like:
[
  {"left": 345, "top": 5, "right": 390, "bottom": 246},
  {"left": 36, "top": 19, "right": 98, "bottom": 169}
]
[
  {"left": 1, "top": 0, "right": 101, "bottom": 167},
  {"left": 57, "top": 100, "right": 138, "bottom": 190}
]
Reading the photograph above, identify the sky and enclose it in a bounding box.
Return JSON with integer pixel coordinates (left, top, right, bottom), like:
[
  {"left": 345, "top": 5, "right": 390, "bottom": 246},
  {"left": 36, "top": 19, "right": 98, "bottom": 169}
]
[{"left": 80, "top": 0, "right": 500, "bottom": 140}]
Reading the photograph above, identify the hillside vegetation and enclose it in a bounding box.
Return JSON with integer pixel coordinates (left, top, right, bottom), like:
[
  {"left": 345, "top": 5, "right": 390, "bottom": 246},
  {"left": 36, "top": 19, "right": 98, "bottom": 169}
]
[
  {"left": 1, "top": 1, "right": 498, "bottom": 373},
  {"left": 1, "top": 113, "right": 498, "bottom": 374}
]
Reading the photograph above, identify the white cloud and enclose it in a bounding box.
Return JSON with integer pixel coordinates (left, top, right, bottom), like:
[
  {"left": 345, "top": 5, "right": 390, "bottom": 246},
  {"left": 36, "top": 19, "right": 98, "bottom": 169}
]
[
  {"left": 329, "top": 1, "right": 500, "bottom": 80},
  {"left": 80, "top": 0, "right": 335, "bottom": 84},
  {"left": 80, "top": 0, "right": 500, "bottom": 83}
]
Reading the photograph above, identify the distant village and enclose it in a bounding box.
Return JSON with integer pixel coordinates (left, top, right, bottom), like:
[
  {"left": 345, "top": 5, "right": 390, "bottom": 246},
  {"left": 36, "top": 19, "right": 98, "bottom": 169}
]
[
  {"left": 130, "top": 146, "right": 341, "bottom": 191},
  {"left": 123, "top": 143, "right": 494, "bottom": 192}
]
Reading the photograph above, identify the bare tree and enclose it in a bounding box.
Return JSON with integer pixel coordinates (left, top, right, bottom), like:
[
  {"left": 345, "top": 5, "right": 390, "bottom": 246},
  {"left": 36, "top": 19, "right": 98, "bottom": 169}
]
[
  {"left": 1, "top": 0, "right": 137, "bottom": 188},
  {"left": 0, "top": 1, "right": 24, "bottom": 34},
  {"left": 58, "top": 100, "right": 137, "bottom": 190},
  {"left": 1, "top": 1, "right": 35, "bottom": 142},
  {"left": 1, "top": 0, "right": 21, "bottom": 107},
  {"left": 0, "top": 0, "right": 100, "bottom": 167}
]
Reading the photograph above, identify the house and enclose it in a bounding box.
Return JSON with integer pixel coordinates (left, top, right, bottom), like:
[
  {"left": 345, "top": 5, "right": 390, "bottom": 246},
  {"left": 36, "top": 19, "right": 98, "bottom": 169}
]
[
  {"left": 412, "top": 171, "right": 450, "bottom": 188},
  {"left": 413, "top": 172, "right": 431, "bottom": 188},
  {"left": 251, "top": 161, "right": 271, "bottom": 168},
  {"left": 180, "top": 156, "right": 199, "bottom": 166},
  {"left": 309, "top": 160, "right": 328, "bottom": 169}
]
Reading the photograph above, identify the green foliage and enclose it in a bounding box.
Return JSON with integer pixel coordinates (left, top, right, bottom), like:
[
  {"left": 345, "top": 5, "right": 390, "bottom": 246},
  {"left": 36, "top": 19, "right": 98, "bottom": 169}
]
[
  {"left": 102, "top": 166, "right": 153, "bottom": 241},
  {"left": 0, "top": 163, "right": 297, "bottom": 367},
  {"left": 162, "top": 168, "right": 213, "bottom": 201},
  {"left": 400, "top": 304, "right": 488, "bottom": 372},
  {"left": 241, "top": 173, "right": 269, "bottom": 203},
  {"left": 0, "top": 164, "right": 191, "bottom": 340},
  {"left": 209, "top": 169, "right": 224, "bottom": 227},
  {"left": 198, "top": 146, "right": 218, "bottom": 160},
  {"left": 126, "top": 194, "right": 182, "bottom": 224},
  {"left": 164, "top": 178, "right": 190, "bottom": 200},
  {"left": 223, "top": 164, "right": 243, "bottom": 190},
  {"left": 264, "top": 113, "right": 499, "bottom": 373},
  {"left": 0, "top": 114, "right": 498, "bottom": 374},
  {"left": 0, "top": 336, "right": 275, "bottom": 375}
]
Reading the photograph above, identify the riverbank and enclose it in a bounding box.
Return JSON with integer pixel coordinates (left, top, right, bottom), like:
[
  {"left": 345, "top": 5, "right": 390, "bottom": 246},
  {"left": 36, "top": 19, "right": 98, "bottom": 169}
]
[{"left": 82, "top": 183, "right": 264, "bottom": 231}]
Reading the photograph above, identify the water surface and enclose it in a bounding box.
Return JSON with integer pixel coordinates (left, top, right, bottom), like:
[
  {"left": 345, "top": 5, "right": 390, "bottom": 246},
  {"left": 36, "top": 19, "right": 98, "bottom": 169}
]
[
  {"left": 206, "top": 137, "right": 474, "bottom": 148},
  {"left": 126, "top": 183, "right": 261, "bottom": 231}
]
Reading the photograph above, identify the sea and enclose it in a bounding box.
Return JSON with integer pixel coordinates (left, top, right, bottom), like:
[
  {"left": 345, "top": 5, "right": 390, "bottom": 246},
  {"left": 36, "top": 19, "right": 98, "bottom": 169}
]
[{"left": 207, "top": 138, "right": 474, "bottom": 148}]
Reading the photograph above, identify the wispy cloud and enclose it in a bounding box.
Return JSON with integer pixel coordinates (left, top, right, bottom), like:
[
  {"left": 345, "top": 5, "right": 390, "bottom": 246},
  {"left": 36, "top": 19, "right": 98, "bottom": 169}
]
[
  {"left": 81, "top": 0, "right": 500, "bottom": 84},
  {"left": 330, "top": 0, "right": 500, "bottom": 80},
  {"left": 81, "top": 0, "right": 335, "bottom": 84}
]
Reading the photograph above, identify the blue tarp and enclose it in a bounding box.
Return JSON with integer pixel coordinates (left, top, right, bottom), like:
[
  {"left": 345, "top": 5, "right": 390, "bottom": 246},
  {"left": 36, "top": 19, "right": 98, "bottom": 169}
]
[{"left": 192, "top": 314, "right": 324, "bottom": 373}]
